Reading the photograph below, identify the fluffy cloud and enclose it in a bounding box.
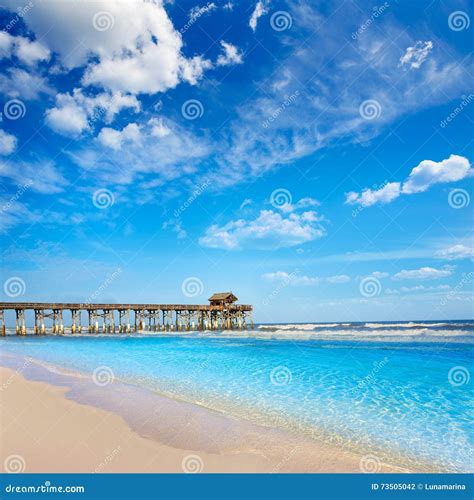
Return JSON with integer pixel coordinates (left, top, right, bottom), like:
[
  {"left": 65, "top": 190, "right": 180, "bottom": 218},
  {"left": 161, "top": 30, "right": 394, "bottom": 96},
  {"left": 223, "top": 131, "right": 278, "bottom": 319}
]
[
  {"left": 2, "top": 0, "right": 214, "bottom": 95},
  {"left": 0, "top": 68, "right": 52, "bottom": 100},
  {"left": 0, "top": 130, "right": 17, "bottom": 155},
  {"left": 436, "top": 244, "right": 474, "bottom": 261},
  {"left": 399, "top": 41, "right": 433, "bottom": 69},
  {"left": 249, "top": 1, "right": 269, "bottom": 31},
  {"left": 346, "top": 155, "right": 471, "bottom": 206},
  {"left": 386, "top": 284, "right": 450, "bottom": 294},
  {"left": 199, "top": 209, "right": 325, "bottom": 250},
  {"left": 45, "top": 89, "right": 140, "bottom": 137},
  {"left": 392, "top": 266, "right": 453, "bottom": 281},
  {"left": 402, "top": 155, "right": 472, "bottom": 194},
  {"left": 0, "top": 31, "right": 50, "bottom": 66},
  {"left": 216, "top": 41, "right": 243, "bottom": 66},
  {"left": 262, "top": 271, "right": 350, "bottom": 285},
  {"left": 345, "top": 182, "right": 401, "bottom": 207},
  {"left": 98, "top": 123, "right": 141, "bottom": 150}
]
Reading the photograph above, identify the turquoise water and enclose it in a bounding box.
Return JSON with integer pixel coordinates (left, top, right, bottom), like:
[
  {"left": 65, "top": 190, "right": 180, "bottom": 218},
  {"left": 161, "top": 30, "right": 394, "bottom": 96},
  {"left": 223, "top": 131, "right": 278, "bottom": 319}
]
[{"left": 1, "top": 322, "right": 472, "bottom": 472}]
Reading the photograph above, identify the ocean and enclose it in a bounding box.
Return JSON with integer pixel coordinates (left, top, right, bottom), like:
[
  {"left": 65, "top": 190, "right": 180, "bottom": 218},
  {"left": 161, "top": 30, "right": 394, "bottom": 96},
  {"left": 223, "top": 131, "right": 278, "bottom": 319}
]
[{"left": 1, "top": 320, "right": 472, "bottom": 472}]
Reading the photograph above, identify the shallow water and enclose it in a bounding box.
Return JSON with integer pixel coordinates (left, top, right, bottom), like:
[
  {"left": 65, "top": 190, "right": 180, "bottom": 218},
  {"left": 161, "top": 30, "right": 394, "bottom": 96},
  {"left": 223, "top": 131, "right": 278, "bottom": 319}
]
[{"left": 1, "top": 320, "right": 472, "bottom": 472}]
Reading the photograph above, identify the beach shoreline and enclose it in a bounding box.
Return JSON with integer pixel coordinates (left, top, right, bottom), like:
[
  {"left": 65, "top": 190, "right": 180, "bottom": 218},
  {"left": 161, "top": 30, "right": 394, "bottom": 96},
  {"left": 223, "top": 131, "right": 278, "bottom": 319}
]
[{"left": 0, "top": 357, "right": 407, "bottom": 474}]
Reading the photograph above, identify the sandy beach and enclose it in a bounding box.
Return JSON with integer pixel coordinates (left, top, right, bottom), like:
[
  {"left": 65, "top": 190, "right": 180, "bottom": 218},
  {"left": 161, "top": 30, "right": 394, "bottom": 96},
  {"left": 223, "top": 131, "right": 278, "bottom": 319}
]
[{"left": 0, "top": 364, "right": 403, "bottom": 474}]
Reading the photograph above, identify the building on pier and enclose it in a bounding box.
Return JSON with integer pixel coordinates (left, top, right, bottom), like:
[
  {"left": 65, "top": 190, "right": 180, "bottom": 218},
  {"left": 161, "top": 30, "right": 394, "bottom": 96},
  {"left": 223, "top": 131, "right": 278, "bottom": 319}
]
[{"left": 0, "top": 293, "right": 253, "bottom": 336}]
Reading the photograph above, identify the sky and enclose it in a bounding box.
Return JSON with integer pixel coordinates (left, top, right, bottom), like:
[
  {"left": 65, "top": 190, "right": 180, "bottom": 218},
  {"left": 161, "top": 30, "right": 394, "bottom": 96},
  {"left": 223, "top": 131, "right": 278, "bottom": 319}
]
[{"left": 0, "top": 0, "right": 472, "bottom": 323}]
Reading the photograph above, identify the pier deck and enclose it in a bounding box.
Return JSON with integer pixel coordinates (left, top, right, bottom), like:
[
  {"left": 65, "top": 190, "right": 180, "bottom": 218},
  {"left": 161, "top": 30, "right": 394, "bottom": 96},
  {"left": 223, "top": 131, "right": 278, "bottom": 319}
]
[{"left": 0, "top": 296, "right": 253, "bottom": 335}]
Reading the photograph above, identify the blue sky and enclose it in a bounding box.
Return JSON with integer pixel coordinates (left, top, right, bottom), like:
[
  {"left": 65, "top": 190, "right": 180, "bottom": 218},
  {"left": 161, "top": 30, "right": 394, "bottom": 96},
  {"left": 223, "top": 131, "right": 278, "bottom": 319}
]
[{"left": 0, "top": 0, "right": 472, "bottom": 322}]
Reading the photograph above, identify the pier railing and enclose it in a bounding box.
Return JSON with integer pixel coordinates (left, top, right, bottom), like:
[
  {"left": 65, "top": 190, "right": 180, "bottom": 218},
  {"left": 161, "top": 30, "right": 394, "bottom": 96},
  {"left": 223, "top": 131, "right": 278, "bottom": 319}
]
[{"left": 0, "top": 302, "right": 253, "bottom": 335}]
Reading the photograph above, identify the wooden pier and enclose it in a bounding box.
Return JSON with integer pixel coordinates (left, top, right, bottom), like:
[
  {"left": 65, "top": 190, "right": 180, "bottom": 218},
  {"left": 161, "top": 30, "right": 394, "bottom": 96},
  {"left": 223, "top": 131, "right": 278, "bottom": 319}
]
[{"left": 0, "top": 292, "right": 253, "bottom": 336}]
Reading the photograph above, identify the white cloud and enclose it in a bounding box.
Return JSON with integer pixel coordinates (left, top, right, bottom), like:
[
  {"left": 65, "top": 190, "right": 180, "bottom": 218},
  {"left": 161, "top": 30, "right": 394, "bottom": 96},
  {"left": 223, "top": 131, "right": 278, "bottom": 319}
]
[
  {"left": 98, "top": 123, "right": 141, "bottom": 150},
  {"left": 386, "top": 284, "right": 450, "bottom": 294},
  {"left": 0, "top": 160, "right": 68, "bottom": 194},
  {"left": 45, "top": 89, "right": 140, "bottom": 137},
  {"left": 347, "top": 155, "right": 472, "bottom": 206},
  {"left": 436, "top": 244, "right": 474, "bottom": 261},
  {"left": 0, "top": 130, "right": 17, "bottom": 155},
  {"left": 216, "top": 41, "right": 243, "bottom": 66},
  {"left": 392, "top": 266, "right": 453, "bottom": 281},
  {"left": 0, "top": 32, "right": 50, "bottom": 66},
  {"left": 148, "top": 118, "right": 171, "bottom": 138},
  {"left": 345, "top": 182, "right": 401, "bottom": 207},
  {"left": 402, "top": 155, "right": 472, "bottom": 194},
  {"left": 189, "top": 3, "right": 217, "bottom": 22},
  {"left": 199, "top": 209, "right": 325, "bottom": 250},
  {"left": 326, "top": 274, "right": 351, "bottom": 284},
  {"left": 2, "top": 0, "right": 214, "bottom": 95},
  {"left": 249, "top": 1, "right": 269, "bottom": 32},
  {"left": 371, "top": 271, "right": 389, "bottom": 279},
  {"left": 277, "top": 197, "right": 320, "bottom": 213},
  {"left": 399, "top": 41, "right": 433, "bottom": 69},
  {"left": 0, "top": 68, "right": 52, "bottom": 100}
]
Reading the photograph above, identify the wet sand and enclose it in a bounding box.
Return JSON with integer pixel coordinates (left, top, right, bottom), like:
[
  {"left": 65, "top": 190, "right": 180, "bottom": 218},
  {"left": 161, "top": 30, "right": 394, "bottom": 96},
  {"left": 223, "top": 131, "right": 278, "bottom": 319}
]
[{"left": 0, "top": 360, "right": 405, "bottom": 473}]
